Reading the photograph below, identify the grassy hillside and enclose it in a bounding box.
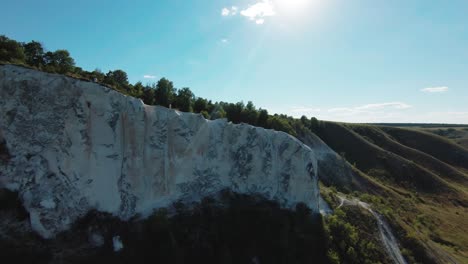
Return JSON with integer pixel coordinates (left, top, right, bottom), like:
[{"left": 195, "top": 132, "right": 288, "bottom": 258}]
[
  {"left": 314, "top": 122, "right": 468, "bottom": 263},
  {"left": 372, "top": 124, "right": 468, "bottom": 150},
  {"left": 412, "top": 126, "right": 468, "bottom": 151}
]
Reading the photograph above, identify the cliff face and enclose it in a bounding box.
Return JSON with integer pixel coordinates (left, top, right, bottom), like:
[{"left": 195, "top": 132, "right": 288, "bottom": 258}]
[{"left": 0, "top": 65, "right": 326, "bottom": 238}]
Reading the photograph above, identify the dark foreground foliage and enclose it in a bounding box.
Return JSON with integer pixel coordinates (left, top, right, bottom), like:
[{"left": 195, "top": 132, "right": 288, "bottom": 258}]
[{"left": 0, "top": 190, "right": 329, "bottom": 264}]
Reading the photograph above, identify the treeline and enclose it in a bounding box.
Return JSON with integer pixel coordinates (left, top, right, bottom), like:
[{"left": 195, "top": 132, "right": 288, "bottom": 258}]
[{"left": 0, "top": 35, "right": 322, "bottom": 137}]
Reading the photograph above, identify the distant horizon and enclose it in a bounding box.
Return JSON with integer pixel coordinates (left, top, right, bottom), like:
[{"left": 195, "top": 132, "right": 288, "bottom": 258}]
[{"left": 1, "top": 0, "right": 467, "bottom": 123}]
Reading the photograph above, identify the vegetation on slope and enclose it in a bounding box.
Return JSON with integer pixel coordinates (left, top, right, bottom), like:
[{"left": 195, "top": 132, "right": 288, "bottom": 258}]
[
  {"left": 315, "top": 123, "right": 468, "bottom": 263},
  {"left": 426, "top": 127, "right": 468, "bottom": 150},
  {"left": 320, "top": 188, "right": 394, "bottom": 264}
]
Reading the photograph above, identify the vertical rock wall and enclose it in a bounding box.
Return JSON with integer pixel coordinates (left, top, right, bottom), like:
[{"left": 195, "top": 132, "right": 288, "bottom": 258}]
[{"left": 0, "top": 65, "right": 320, "bottom": 238}]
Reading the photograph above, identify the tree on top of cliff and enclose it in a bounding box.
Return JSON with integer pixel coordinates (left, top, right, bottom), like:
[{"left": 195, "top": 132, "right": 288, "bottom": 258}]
[
  {"left": 154, "top": 78, "right": 176, "bottom": 108},
  {"left": 23, "top": 41, "right": 45, "bottom": 67},
  {"left": 44, "top": 50, "right": 75, "bottom": 74},
  {"left": 0, "top": 35, "right": 25, "bottom": 63}
]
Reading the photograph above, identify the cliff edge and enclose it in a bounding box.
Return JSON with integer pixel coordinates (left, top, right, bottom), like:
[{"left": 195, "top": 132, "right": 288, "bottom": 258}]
[{"left": 0, "top": 65, "right": 324, "bottom": 238}]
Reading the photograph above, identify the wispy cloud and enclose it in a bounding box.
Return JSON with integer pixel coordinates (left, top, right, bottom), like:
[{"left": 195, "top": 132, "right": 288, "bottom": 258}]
[
  {"left": 327, "top": 102, "right": 412, "bottom": 114},
  {"left": 221, "top": 38, "right": 229, "bottom": 43},
  {"left": 290, "top": 106, "right": 321, "bottom": 114},
  {"left": 221, "top": 6, "right": 238, "bottom": 16},
  {"left": 422, "top": 111, "right": 468, "bottom": 124},
  {"left": 255, "top": 19, "right": 265, "bottom": 24},
  {"left": 241, "top": 0, "right": 276, "bottom": 23},
  {"left": 355, "top": 102, "right": 412, "bottom": 110},
  {"left": 282, "top": 103, "right": 467, "bottom": 123},
  {"left": 327, "top": 102, "right": 412, "bottom": 122},
  {"left": 143, "top": 75, "right": 156, "bottom": 79},
  {"left": 420, "top": 86, "right": 449, "bottom": 93}
]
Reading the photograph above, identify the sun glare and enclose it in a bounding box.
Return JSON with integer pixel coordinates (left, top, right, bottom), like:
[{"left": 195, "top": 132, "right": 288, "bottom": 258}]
[{"left": 275, "top": 0, "right": 313, "bottom": 14}]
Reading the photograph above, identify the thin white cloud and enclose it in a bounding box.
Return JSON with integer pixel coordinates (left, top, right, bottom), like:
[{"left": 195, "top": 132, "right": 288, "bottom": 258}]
[
  {"left": 421, "top": 111, "right": 468, "bottom": 124},
  {"left": 290, "top": 106, "right": 321, "bottom": 114},
  {"left": 221, "top": 6, "right": 238, "bottom": 16},
  {"left": 221, "top": 8, "right": 230, "bottom": 16},
  {"left": 221, "top": 38, "right": 229, "bottom": 43},
  {"left": 328, "top": 107, "right": 353, "bottom": 113},
  {"left": 421, "top": 86, "right": 449, "bottom": 93},
  {"left": 256, "top": 19, "right": 265, "bottom": 24},
  {"left": 231, "top": 6, "right": 238, "bottom": 15},
  {"left": 241, "top": 0, "right": 276, "bottom": 23},
  {"left": 143, "top": 75, "right": 156, "bottom": 79},
  {"left": 327, "top": 102, "right": 412, "bottom": 113},
  {"left": 356, "top": 102, "right": 412, "bottom": 110}
]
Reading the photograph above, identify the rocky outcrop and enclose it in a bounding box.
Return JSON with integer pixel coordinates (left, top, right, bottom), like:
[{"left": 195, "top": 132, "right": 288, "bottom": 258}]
[{"left": 0, "top": 65, "right": 324, "bottom": 238}]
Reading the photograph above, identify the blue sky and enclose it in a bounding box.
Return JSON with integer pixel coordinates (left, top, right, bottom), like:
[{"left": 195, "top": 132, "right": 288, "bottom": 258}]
[{"left": 2, "top": 0, "right": 468, "bottom": 123}]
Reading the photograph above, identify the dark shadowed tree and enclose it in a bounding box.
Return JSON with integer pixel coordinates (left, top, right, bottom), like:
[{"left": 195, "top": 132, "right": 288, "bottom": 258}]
[
  {"left": 142, "top": 86, "right": 155, "bottom": 105},
  {"left": 104, "top": 69, "right": 128, "bottom": 87},
  {"left": 111, "top": 70, "right": 128, "bottom": 85},
  {"left": 154, "top": 78, "right": 175, "bottom": 107},
  {"left": 241, "top": 101, "right": 259, "bottom": 125},
  {"left": 257, "top": 109, "right": 269, "bottom": 128},
  {"left": 310, "top": 117, "right": 320, "bottom": 132},
  {"left": 23, "top": 41, "right": 44, "bottom": 67},
  {"left": 225, "top": 102, "right": 245, "bottom": 124},
  {"left": 174, "top": 87, "right": 194, "bottom": 112},
  {"left": 300, "top": 115, "right": 310, "bottom": 127},
  {"left": 193, "top": 97, "right": 208, "bottom": 113},
  {"left": 0, "top": 35, "right": 25, "bottom": 63},
  {"left": 132, "top": 82, "right": 145, "bottom": 98}
]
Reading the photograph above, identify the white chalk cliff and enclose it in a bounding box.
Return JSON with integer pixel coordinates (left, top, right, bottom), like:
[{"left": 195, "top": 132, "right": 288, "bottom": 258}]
[{"left": 0, "top": 65, "right": 322, "bottom": 238}]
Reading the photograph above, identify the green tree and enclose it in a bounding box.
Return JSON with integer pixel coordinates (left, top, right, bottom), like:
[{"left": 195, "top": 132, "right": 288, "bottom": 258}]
[
  {"left": 0, "top": 35, "right": 25, "bottom": 63},
  {"left": 211, "top": 105, "right": 227, "bottom": 119},
  {"left": 200, "top": 110, "right": 210, "bottom": 119},
  {"left": 104, "top": 69, "right": 128, "bottom": 88},
  {"left": 154, "top": 78, "right": 175, "bottom": 107},
  {"left": 257, "top": 109, "right": 269, "bottom": 128},
  {"left": 310, "top": 117, "right": 320, "bottom": 132},
  {"left": 174, "top": 87, "right": 194, "bottom": 112},
  {"left": 23, "top": 40, "right": 44, "bottom": 67},
  {"left": 241, "top": 101, "right": 259, "bottom": 125},
  {"left": 142, "top": 86, "right": 155, "bottom": 105},
  {"left": 132, "top": 81, "right": 145, "bottom": 98},
  {"left": 90, "top": 68, "right": 105, "bottom": 82},
  {"left": 111, "top": 69, "right": 128, "bottom": 85},
  {"left": 44, "top": 49, "right": 75, "bottom": 73},
  {"left": 267, "top": 116, "right": 296, "bottom": 136},
  {"left": 225, "top": 102, "right": 245, "bottom": 124},
  {"left": 300, "top": 115, "right": 310, "bottom": 127},
  {"left": 193, "top": 97, "right": 208, "bottom": 113}
]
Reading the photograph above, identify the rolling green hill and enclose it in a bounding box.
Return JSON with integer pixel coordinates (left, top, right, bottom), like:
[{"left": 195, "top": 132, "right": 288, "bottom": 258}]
[{"left": 313, "top": 122, "right": 468, "bottom": 263}]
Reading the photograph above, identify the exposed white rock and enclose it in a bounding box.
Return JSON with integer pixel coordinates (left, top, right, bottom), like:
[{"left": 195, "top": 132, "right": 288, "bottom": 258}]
[
  {"left": 40, "top": 199, "right": 56, "bottom": 209},
  {"left": 89, "top": 232, "right": 105, "bottom": 248},
  {"left": 113, "top": 236, "right": 124, "bottom": 252},
  {"left": 0, "top": 65, "right": 321, "bottom": 238}
]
